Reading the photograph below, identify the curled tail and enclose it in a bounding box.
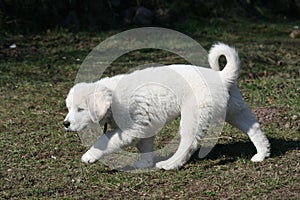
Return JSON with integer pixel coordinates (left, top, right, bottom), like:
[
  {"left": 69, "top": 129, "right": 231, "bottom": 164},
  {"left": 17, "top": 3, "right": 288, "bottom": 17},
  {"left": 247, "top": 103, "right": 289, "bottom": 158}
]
[{"left": 208, "top": 43, "right": 241, "bottom": 88}]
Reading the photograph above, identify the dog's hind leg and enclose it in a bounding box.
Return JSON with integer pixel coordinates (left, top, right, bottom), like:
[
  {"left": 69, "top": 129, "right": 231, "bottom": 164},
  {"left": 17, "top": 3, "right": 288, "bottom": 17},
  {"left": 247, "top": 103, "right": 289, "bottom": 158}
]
[{"left": 226, "top": 85, "right": 270, "bottom": 161}]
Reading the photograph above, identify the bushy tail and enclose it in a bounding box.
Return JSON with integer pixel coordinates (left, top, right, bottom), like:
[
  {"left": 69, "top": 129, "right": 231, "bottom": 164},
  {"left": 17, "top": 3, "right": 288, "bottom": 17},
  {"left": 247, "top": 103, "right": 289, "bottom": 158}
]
[{"left": 208, "top": 43, "right": 240, "bottom": 88}]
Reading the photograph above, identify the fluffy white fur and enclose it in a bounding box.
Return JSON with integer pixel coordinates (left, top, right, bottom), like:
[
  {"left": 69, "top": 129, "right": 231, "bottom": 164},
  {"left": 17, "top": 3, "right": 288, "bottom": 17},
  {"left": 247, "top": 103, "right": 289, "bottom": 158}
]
[{"left": 64, "top": 43, "right": 270, "bottom": 170}]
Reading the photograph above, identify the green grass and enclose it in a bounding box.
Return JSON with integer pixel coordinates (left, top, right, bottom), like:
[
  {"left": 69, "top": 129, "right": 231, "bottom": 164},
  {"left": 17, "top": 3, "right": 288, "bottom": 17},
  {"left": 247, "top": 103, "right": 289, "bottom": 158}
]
[{"left": 1, "top": 19, "right": 299, "bottom": 199}]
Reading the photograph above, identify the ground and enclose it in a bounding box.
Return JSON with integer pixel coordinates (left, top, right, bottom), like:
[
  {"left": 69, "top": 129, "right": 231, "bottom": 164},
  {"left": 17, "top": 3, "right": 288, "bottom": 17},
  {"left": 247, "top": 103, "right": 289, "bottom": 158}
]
[{"left": 0, "top": 19, "right": 299, "bottom": 199}]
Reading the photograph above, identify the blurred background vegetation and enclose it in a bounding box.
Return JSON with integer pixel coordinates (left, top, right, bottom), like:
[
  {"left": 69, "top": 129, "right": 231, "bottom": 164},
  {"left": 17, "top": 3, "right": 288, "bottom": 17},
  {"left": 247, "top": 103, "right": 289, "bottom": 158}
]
[{"left": 0, "top": 0, "right": 300, "bottom": 33}]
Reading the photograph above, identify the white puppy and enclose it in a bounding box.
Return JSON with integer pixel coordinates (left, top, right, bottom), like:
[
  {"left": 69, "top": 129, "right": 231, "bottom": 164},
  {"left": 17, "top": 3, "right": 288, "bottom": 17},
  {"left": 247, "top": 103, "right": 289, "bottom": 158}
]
[{"left": 64, "top": 43, "right": 270, "bottom": 170}]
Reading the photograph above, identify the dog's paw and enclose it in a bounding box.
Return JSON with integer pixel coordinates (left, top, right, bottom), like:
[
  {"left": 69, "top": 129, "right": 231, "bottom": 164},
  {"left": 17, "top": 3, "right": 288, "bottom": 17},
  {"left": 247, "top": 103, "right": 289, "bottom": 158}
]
[
  {"left": 155, "top": 161, "right": 179, "bottom": 170},
  {"left": 251, "top": 153, "right": 266, "bottom": 162},
  {"left": 81, "top": 151, "right": 97, "bottom": 164}
]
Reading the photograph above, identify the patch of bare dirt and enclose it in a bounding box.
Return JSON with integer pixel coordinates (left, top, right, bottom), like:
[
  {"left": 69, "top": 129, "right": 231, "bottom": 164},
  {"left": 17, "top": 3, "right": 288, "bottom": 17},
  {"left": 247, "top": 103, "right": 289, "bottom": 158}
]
[
  {"left": 253, "top": 106, "right": 299, "bottom": 131},
  {"left": 253, "top": 106, "right": 281, "bottom": 124}
]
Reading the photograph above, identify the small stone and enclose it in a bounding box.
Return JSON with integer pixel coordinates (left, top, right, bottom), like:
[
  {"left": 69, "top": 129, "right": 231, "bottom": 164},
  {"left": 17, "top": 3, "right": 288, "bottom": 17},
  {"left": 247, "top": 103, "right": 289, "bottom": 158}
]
[
  {"left": 285, "top": 123, "right": 291, "bottom": 129},
  {"left": 291, "top": 115, "right": 298, "bottom": 120},
  {"left": 133, "top": 6, "right": 153, "bottom": 26},
  {"left": 9, "top": 43, "right": 17, "bottom": 49},
  {"left": 248, "top": 73, "right": 255, "bottom": 79},
  {"left": 289, "top": 30, "right": 300, "bottom": 39},
  {"left": 276, "top": 60, "right": 283, "bottom": 66}
]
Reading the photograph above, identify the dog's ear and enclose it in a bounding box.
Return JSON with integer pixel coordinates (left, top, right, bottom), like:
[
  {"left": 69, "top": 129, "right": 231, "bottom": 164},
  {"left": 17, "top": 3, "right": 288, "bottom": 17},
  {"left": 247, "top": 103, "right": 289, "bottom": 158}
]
[{"left": 87, "top": 86, "right": 112, "bottom": 123}]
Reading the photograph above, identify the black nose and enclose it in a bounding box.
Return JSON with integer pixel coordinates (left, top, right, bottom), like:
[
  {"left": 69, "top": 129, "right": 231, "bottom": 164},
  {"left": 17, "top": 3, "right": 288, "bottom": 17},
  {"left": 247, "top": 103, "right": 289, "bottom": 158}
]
[{"left": 63, "top": 121, "right": 71, "bottom": 128}]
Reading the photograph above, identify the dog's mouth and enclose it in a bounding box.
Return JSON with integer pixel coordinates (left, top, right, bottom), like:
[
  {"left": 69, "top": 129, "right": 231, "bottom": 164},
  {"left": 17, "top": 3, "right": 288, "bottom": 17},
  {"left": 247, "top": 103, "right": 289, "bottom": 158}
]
[{"left": 76, "top": 122, "right": 108, "bottom": 133}]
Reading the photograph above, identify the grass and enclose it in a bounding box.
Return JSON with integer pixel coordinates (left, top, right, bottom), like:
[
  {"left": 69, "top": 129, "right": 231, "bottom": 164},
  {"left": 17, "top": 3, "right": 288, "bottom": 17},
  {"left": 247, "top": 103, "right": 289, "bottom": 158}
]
[{"left": 1, "top": 19, "right": 299, "bottom": 199}]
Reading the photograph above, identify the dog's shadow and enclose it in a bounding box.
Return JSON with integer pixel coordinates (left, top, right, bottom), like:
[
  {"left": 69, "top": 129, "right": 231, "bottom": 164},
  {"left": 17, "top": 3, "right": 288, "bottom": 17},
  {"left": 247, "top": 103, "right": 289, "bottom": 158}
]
[
  {"left": 191, "top": 138, "right": 300, "bottom": 166},
  {"left": 102, "top": 138, "right": 299, "bottom": 172}
]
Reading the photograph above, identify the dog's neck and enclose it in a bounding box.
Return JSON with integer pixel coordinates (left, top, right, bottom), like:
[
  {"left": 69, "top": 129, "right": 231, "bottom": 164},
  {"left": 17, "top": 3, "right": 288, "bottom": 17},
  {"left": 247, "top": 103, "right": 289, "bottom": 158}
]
[{"left": 99, "top": 107, "right": 118, "bottom": 132}]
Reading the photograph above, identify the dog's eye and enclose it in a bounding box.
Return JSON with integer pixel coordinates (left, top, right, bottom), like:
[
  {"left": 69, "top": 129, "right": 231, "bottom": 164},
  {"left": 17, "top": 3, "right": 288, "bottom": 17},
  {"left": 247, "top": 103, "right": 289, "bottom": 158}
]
[{"left": 77, "top": 108, "right": 84, "bottom": 112}]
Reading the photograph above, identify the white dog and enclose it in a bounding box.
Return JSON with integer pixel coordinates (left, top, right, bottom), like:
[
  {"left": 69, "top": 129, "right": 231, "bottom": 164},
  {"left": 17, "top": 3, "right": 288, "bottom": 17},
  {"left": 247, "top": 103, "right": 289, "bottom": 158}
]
[{"left": 64, "top": 43, "right": 270, "bottom": 170}]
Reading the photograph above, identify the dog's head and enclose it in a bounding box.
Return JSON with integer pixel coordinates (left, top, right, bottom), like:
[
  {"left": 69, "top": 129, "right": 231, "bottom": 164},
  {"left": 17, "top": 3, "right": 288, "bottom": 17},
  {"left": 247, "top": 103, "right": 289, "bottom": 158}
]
[{"left": 63, "top": 82, "right": 112, "bottom": 132}]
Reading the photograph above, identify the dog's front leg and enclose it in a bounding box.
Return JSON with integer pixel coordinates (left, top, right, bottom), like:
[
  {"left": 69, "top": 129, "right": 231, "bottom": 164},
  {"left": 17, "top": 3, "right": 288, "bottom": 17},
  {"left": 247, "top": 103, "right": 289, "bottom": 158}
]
[{"left": 81, "top": 128, "right": 136, "bottom": 164}]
